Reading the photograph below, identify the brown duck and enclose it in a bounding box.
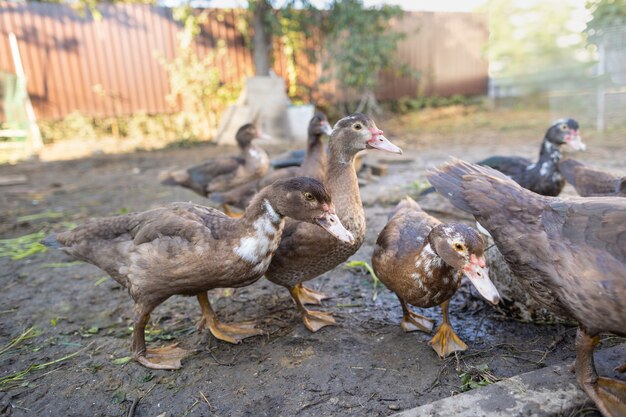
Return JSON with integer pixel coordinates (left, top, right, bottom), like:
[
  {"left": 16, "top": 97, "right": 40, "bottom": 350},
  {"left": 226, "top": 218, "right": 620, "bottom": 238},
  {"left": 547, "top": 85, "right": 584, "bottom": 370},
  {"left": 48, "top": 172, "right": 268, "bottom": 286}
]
[
  {"left": 428, "top": 159, "right": 626, "bottom": 417},
  {"left": 43, "top": 177, "right": 353, "bottom": 370},
  {"left": 211, "top": 112, "right": 332, "bottom": 212},
  {"left": 372, "top": 197, "right": 500, "bottom": 357},
  {"left": 160, "top": 123, "right": 270, "bottom": 197},
  {"left": 261, "top": 113, "right": 403, "bottom": 332},
  {"left": 560, "top": 158, "right": 626, "bottom": 197}
]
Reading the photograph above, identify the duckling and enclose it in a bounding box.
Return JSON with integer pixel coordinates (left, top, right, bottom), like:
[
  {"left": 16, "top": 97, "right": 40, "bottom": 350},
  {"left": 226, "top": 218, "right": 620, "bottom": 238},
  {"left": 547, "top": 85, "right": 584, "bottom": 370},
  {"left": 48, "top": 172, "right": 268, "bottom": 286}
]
[
  {"left": 160, "top": 123, "right": 269, "bottom": 197},
  {"left": 372, "top": 197, "right": 500, "bottom": 357},
  {"left": 43, "top": 177, "right": 353, "bottom": 370}
]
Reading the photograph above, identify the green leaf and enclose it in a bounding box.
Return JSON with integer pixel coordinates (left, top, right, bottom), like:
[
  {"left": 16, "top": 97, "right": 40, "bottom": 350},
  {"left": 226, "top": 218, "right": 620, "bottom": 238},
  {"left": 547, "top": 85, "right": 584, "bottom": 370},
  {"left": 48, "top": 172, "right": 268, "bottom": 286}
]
[{"left": 111, "top": 356, "right": 132, "bottom": 365}]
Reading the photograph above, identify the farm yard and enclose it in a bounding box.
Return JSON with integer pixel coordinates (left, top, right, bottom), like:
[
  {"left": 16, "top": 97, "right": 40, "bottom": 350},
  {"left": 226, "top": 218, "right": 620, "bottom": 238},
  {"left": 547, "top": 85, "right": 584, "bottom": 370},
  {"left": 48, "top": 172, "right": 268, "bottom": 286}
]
[
  {"left": 1, "top": 106, "right": 625, "bottom": 416},
  {"left": 1, "top": 0, "right": 626, "bottom": 416}
]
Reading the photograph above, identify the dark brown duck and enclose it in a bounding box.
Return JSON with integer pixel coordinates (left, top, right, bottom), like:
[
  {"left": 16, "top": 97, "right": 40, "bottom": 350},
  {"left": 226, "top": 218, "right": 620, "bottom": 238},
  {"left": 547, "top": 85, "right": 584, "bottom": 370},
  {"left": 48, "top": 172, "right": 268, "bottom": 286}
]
[
  {"left": 478, "top": 118, "right": 585, "bottom": 196},
  {"left": 428, "top": 159, "right": 626, "bottom": 417},
  {"left": 160, "top": 123, "right": 269, "bottom": 197},
  {"left": 43, "top": 177, "right": 353, "bottom": 370},
  {"left": 372, "top": 197, "right": 500, "bottom": 358}
]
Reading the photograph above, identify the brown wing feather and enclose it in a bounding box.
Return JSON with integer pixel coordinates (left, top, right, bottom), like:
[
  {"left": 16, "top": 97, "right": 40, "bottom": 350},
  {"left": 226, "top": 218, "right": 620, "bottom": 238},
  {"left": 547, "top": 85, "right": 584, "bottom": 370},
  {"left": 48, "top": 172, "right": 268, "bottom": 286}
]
[
  {"left": 428, "top": 159, "right": 626, "bottom": 333},
  {"left": 559, "top": 159, "right": 621, "bottom": 197}
]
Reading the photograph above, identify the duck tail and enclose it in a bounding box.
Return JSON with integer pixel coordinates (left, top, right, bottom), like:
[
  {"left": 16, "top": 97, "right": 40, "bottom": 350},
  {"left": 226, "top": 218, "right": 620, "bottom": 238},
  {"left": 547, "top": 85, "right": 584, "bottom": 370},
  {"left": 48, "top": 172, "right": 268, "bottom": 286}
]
[
  {"left": 391, "top": 196, "right": 421, "bottom": 218},
  {"left": 41, "top": 233, "right": 62, "bottom": 249},
  {"left": 159, "top": 169, "right": 189, "bottom": 186},
  {"left": 426, "top": 158, "right": 516, "bottom": 215}
]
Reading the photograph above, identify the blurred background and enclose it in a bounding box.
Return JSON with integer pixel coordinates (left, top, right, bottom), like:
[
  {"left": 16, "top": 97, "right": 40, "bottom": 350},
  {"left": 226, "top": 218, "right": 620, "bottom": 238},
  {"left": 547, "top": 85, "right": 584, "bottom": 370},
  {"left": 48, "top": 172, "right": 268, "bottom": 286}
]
[{"left": 0, "top": 0, "right": 624, "bottom": 162}]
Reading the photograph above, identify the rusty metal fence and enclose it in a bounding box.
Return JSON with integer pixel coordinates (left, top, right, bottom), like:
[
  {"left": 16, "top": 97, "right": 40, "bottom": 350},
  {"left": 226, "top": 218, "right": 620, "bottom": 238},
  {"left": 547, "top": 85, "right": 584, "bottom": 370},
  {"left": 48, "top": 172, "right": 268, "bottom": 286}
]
[{"left": 0, "top": 3, "right": 488, "bottom": 120}]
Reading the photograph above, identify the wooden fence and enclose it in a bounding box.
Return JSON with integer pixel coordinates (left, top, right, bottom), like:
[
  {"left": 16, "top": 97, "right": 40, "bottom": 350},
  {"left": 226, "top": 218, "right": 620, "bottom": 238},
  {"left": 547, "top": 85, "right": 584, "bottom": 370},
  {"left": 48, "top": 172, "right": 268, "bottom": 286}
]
[{"left": 0, "top": 2, "right": 488, "bottom": 120}]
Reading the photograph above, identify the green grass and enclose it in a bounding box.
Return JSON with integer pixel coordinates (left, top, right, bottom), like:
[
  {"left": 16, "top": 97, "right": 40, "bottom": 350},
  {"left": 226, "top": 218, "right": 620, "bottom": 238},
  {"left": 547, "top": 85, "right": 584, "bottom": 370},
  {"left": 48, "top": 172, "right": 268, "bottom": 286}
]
[
  {"left": 345, "top": 260, "right": 381, "bottom": 301},
  {"left": 0, "top": 231, "right": 48, "bottom": 260},
  {"left": 458, "top": 364, "right": 500, "bottom": 392},
  {"left": 41, "top": 261, "right": 84, "bottom": 268},
  {"left": 16, "top": 211, "right": 64, "bottom": 223},
  {"left": 0, "top": 349, "right": 82, "bottom": 390},
  {"left": 0, "top": 327, "right": 41, "bottom": 356}
]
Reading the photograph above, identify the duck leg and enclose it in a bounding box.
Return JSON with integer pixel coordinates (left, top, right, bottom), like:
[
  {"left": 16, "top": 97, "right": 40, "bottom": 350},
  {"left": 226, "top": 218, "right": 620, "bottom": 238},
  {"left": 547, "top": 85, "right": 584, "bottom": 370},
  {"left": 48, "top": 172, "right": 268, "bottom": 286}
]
[
  {"left": 132, "top": 303, "right": 190, "bottom": 370},
  {"left": 295, "top": 283, "right": 330, "bottom": 306},
  {"left": 289, "top": 285, "right": 336, "bottom": 332},
  {"left": 399, "top": 297, "right": 434, "bottom": 333},
  {"left": 575, "top": 328, "right": 626, "bottom": 417},
  {"left": 429, "top": 299, "right": 467, "bottom": 358},
  {"left": 196, "top": 292, "right": 263, "bottom": 344}
]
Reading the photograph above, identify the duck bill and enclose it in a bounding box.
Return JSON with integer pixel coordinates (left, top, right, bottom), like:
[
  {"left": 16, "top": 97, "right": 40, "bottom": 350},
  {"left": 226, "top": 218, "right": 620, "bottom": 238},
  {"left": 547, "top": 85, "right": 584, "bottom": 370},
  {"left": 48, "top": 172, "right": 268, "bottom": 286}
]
[
  {"left": 321, "top": 122, "right": 333, "bottom": 136},
  {"left": 366, "top": 129, "right": 403, "bottom": 154},
  {"left": 463, "top": 258, "right": 500, "bottom": 305},
  {"left": 315, "top": 212, "right": 355, "bottom": 244},
  {"left": 565, "top": 131, "right": 586, "bottom": 151}
]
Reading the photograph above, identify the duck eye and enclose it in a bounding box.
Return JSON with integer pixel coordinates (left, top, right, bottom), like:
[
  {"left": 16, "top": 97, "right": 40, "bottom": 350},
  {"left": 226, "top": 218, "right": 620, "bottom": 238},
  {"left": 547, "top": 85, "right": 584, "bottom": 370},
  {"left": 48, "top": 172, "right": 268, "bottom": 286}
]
[
  {"left": 354, "top": 124, "right": 362, "bottom": 130},
  {"left": 560, "top": 125, "right": 568, "bottom": 130},
  {"left": 454, "top": 243, "right": 464, "bottom": 251},
  {"left": 304, "top": 192, "right": 315, "bottom": 201}
]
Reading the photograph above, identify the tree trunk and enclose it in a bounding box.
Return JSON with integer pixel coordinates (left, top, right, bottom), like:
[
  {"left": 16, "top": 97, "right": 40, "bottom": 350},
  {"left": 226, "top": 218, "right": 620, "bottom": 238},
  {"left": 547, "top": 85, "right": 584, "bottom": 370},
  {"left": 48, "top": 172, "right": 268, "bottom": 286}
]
[{"left": 252, "top": 0, "right": 272, "bottom": 76}]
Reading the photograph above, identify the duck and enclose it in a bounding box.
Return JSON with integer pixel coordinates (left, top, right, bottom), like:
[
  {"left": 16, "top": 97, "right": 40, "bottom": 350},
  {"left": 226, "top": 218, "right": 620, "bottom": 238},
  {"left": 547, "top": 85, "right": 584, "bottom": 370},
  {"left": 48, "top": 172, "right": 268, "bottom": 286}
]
[
  {"left": 478, "top": 118, "right": 585, "bottom": 196},
  {"left": 559, "top": 158, "right": 626, "bottom": 197},
  {"left": 159, "top": 123, "right": 270, "bottom": 197},
  {"left": 371, "top": 197, "right": 500, "bottom": 358},
  {"left": 427, "top": 159, "right": 626, "bottom": 417},
  {"left": 263, "top": 113, "right": 403, "bottom": 332},
  {"left": 210, "top": 112, "right": 333, "bottom": 213},
  {"left": 419, "top": 119, "right": 586, "bottom": 198},
  {"left": 43, "top": 177, "right": 354, "bottom": 370}
]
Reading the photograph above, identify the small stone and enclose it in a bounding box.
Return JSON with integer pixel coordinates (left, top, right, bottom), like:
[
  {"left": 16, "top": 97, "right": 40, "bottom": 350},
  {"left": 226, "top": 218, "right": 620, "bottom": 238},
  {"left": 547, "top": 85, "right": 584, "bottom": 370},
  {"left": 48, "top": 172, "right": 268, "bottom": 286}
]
[{"left": 388, "top": 404, "right": 400, "bottom": 411}]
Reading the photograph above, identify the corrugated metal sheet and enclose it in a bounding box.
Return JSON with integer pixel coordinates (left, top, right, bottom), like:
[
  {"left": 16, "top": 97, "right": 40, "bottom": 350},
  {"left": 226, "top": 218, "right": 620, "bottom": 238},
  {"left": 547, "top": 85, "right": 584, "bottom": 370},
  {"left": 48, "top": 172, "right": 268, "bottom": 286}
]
[{"left": 0, "top": 3, "right": 488, "bottom": 121}]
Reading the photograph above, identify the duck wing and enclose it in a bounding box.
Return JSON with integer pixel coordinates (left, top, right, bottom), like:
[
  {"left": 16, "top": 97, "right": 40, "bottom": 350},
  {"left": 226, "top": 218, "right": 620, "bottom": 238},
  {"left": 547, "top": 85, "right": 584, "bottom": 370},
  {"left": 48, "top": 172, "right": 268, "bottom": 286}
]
[
  {"left": 428, "top": 159, "right": 626, "bottom": 332},
  {"left": 375, "top": 197, "right": 439, "bottom": 259},
  {"left": 53, "top": 203, "right": 231, "bottom": 281},
  {"left": 130, "top": 203, "right": 230, "bottom": 245},
  {"left": 187, "top": 157, "right": 243, "bottom": 193},
  {"left": 559, "top": 159, "right": 623, "bottom": 197},
  {"left": 478, "top": 155, "right": 532, "bottom": 178}
]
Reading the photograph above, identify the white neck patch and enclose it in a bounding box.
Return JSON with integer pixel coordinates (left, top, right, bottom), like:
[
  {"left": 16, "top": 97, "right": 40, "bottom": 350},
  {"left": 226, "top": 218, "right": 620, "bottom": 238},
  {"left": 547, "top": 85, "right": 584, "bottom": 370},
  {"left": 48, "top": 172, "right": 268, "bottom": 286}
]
[{"left": 234, "top": 200, "right": 283, "bottom": 267}]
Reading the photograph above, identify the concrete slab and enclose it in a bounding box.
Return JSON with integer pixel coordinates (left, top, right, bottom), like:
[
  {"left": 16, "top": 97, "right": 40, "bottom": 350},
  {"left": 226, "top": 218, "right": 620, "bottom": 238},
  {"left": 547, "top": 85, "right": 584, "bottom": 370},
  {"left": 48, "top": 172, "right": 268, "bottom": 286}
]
[{"left": 394, "top": 343, "right": 626, "bottom": 417}]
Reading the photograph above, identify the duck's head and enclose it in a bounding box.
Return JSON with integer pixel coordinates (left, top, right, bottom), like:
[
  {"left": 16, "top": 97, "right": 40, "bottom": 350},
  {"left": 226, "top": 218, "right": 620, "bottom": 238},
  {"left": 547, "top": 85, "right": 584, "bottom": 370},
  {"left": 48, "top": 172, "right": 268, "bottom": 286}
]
[
  {"left": 330, "top": 113, "right": 402, "bottom": 159},
  {"left": 236, "top": 123, "right": 271, "bottom": 148},
  {"left": 308, "top": 112, "right": 333, "bottom": 143},
  {"left": 546, "top": 118, "right": 585, "bottom": 151},
  {"left": 429, "top": 223, "right": 500, "bottom": 305},
  {"left": 271, "top": 177, "right": 355, "bottom": 244}
]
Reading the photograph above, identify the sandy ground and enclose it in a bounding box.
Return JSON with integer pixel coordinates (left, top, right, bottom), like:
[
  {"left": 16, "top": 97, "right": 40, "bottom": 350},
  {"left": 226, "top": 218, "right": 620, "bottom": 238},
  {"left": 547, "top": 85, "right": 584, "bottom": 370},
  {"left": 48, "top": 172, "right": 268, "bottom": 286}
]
[{"left": 0, "top": 107, "right": 624, "bottom": 416}]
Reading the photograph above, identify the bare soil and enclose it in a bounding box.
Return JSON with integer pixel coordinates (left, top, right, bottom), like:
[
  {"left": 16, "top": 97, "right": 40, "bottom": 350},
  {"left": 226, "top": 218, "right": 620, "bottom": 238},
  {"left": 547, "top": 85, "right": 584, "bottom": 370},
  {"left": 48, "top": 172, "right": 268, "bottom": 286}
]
[{"left": 1, "top": 108, "right": 624, "bottom": 417}]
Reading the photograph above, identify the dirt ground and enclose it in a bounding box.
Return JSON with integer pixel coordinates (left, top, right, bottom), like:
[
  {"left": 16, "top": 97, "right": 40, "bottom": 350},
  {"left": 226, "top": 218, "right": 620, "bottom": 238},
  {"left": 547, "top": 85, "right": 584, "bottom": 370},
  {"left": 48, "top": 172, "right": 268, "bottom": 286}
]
[{"left": 1, "top": 107, "right": 624, "bottom": 416}]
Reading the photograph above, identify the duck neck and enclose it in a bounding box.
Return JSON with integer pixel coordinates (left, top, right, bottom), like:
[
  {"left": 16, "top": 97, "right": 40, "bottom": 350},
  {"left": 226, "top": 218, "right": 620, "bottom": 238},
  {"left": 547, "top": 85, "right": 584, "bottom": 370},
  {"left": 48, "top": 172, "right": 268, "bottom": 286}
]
[
  {"left": 531, "top": 139, "right": 562, "bottom": 177},
  {"left": 301, "top": 134, "right": 326, "bottom": 177},
  {"left": 243, "top": 190, "right": 284, "bottom": 226},
  {"left": 419, "top": 239, "right": 452, "bottom": 277},
  {"left": 326, "top": 145, "right": 362, "bottom": 223},
  {"left": 538, "top": 139, "right": 562, "bottom": 164},
  {"left": 235, "top": 194, "right": 285, "bottom": 267}
]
